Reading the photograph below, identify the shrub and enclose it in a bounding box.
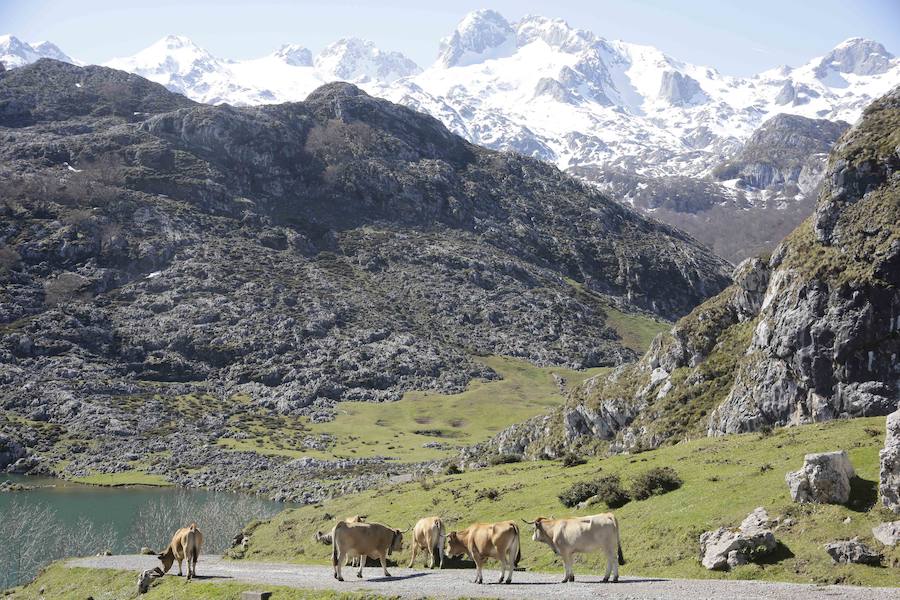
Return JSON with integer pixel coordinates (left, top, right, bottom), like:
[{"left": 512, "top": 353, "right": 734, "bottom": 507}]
[
  {"left": 558, "top": 481, "right": 600, "bottom": 508},
  {"left": 561, "top": 452, "right": 587, "bottom": 468},
  {"left": 475, "top": 488, "right": 501, "bottom": 501},
  {"left": 594, "top": 474, "right": 630, "bottom": 508},
  {"left": 444, "top": 463, "right": 462, "bottom": 475},
  {"left": 630, "top": 466, "right": 682, "bottom": 501},
  {"left": 488, "top": 453, "right": 522, "bottom": 466}
]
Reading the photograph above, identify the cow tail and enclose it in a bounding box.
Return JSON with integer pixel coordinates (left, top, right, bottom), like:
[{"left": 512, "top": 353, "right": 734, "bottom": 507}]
[
  {"left": 513, "top": 522, "right": 521, "bottom": 567},
  {"left": 615, "top": 516, "right": 625, "bottom": 566},
  {"left": 331, "top": 521, "right": 346, "bottom": 567}
]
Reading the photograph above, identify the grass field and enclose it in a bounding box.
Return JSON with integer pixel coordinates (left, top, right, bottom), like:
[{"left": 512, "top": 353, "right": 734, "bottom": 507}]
[
  {"left": 8, "top": 564, "right": 402, "bottom": 600},
  {"left": 242, "top": 417, "right": 898, "bottom": 587},
  {"left": 217, "top": 356, "right": 609, "bottom": 463}
]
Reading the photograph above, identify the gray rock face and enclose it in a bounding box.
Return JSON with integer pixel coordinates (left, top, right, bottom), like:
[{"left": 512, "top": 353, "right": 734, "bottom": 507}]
[
  {"left": 815, "top": 38, "right": 895, "bottom": 78},
  {"left": 699, "top": 507, "right": 777, "bottom": 571},
  {"left": 872, "top": 521, "right": 900, "bottom": 546},
  {"left": 824, "top": 538, "right": 882, "bottom": 565},
  {"left": 785, "top": 451, "right": 855, "bottom": 505},
  {"left": 437, "top": 9, "right": 516, "bottom": 68},
  {"left": 0, "top": 434, "right": 25, "bottom": 470},
  {"left": 880, "top": 410, "right": 900, "bottom": 513},
  {"left": 658, "top": 71, "right": 707, "bottom": 106}
]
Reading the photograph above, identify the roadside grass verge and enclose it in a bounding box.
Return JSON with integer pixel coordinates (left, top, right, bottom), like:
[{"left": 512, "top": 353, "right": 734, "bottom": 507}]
[
  {"left": 8, "top": 564, "right": 408, "bottom": 600},
  {"left": 243, "top": 417, "right": 898, "bottom": 587},
  {"left": 218, "top": 356, "right": 608, "bottom": 463}
]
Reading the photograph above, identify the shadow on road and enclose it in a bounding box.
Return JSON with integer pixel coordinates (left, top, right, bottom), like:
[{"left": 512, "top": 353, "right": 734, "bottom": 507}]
[{"left": 366, "top": 572, "right": 433, "bottom": 582}]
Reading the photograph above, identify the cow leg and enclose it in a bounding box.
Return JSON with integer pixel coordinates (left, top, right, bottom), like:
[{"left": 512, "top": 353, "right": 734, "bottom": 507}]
[
  {"left": 193, "top": 552, "right": 199, "bottom": 578},
  {"left": 472, "top": 552, "right": 484, "bottom": 584},
  {"left": 438, "top": 543, "right": 444, "bottom": 569},
  {"left": 357, "top": 555, "right": 364, "bottom": 579},
  {"left": 335, "top": 550, "right": 345, "bottom": 581},
  {"left": 561, "top": 551, "right": 575, "bottom": 583},
  {"left": 380, "top": 555, "right": 391, "bottom": 578},
  {"left": 602, "top": 550, "right": 613, "bottom": 583},
  {"left": 177, "top": 557, "right": 183, "bottom": 577},
  {"left": 610, "top": 545, "right": 619, "bottom": 583},
  {"left": 407, "top": 543, "right": 417, "bottom": 568}
]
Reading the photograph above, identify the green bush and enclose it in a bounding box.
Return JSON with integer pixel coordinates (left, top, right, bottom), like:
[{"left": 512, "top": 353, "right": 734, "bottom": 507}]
[
  {"left": 444, "top": 463, "right": 462, "bottom": 475},
  {"left": 561, "top": 452, "right": 587, "bottom": 468},
  {"left": 558, "top": 481, "right": 600, "bottom": 508},
  {"left": 594, "top": 474, "right": 630, "bottom": 508},
  {"left": 488, "top": 453, "right": 522, "bottom": 466},
  {"left": 630, "top": 466, "right": 682, "bottom": 500}
]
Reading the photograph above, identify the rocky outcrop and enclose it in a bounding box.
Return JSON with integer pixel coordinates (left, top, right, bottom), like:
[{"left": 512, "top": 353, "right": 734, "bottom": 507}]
[
  {"left": 699, "top": 507, "right": 777, "bottom": 570},
  {"left": 824, "top": 538, "right": 882, "bottom": 565},
  {"left": 881, "top": 410, "right": 900, "bottom": 513},
  {"left": 785, "top": 451, "right": 855, "bottom": 504},
  {"left": 0, "top": 434, "right": 25, "bottom": 470},
  {"left": 489, "top": 85, "right": 899, "bottom": 458},
  {"left": 658, "top": 71, "right": 707, "bottom": 106},
  {"left": 872, "top": 521, "right": 900, "bottom": 546}
]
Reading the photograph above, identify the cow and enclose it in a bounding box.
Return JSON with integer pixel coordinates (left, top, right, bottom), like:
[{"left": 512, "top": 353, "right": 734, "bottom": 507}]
[
  {"left": 316, "top": 515, "right": 367, "bottom": 567},
  {"left": 445, "top": 521, "right": 520, "bottom": 584},
  {"left": 157, "top": 523, "right": 203, "bottom": 580},
  {"left": 331, "top": 520, "right": 406, "bottom": 581},
  {"left": 522, "top": 514, "right": 624, "bottom": 583},
  {"left": 408, "top": 516, "right": 445, "bottom": 569}
]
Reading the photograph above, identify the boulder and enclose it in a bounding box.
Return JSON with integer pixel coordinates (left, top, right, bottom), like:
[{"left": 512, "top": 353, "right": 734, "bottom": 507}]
[
  {"left": 879, "top": 409, "right": 900, "bottom": 513},
  {"left": 699, "top": 507, "right": 777, "bottom": 570},
  {"left": 785, "top": 450, "right": 855, "bottom": 504},
  {"left": 824, "top": 538, "right": 881, "bottom": 565},
  {"left": 136, "top": 567, "right": 163, "bottom": 594},
  {"left": 0, "top": 435, "right": 26, "bottom": 470},
  {"left": 871, "top": 521, "right": 900, "bottom": 547}
]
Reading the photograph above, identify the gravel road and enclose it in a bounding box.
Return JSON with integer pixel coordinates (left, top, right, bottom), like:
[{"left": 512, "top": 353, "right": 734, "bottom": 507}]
[{"left": 69, "top": 555, "right": 896, "bottom": 600}]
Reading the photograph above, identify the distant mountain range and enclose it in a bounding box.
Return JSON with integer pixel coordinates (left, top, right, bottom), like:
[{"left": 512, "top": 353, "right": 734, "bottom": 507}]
[{"left": 3, "top": 10, "right": 898, "bottom": 261}]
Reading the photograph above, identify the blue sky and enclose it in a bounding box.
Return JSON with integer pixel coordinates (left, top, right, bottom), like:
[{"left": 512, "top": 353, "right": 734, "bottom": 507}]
[{"left": 2, "top": 0, "right": 899, "bottom": 75}]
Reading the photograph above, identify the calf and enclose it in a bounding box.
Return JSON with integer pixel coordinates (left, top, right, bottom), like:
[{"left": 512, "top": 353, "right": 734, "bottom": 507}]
[
  {"left": 446, "top": 521, "right": 520, "bottom": 584},
  {"left": 523, "top": 513, "right": 623, "bottom": 582},
  {"left": 157, "top": 523, "right": 203, "bottom": 580}
]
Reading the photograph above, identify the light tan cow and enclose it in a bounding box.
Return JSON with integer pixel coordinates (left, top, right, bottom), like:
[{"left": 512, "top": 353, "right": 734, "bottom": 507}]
[
  {"left": 445, "top": 521, "right": 520, "bottom": 584},
  {"left": 331, "top": 520, "right": 406, "bottom": 581},
  {"left": 157, "top": 523, "right": 203, "bottom": 580},
  {"left": 408, "top": 516, "right": 445, "bottom": 569},
  {"left": 523, "top": 514, "right": 624, "bottom": 583}
]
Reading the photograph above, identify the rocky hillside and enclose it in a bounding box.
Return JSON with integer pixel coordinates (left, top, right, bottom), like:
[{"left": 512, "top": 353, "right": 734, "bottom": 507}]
[
  {"left": 479, "top": 85, "right": 899, "bottom": 460},
  {"left": 573, "top": 114, "right": 850, "bottom": 262},
  {"left": 0, "top": 60, "right": 730, "bottom": 493}
]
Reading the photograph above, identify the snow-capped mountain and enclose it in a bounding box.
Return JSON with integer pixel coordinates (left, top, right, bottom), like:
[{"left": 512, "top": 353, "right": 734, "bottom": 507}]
[
  {"left": 0, "top": 34, "right": 76, "bottom": 69},
  {"left": 3, "top": 10, "right": 897, "bottom": 261}
]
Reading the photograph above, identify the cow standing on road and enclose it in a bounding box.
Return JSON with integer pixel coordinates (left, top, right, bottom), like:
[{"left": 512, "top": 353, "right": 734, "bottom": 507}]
[
  {"left": 445, "top": 521, "right": 520, "bottom": 584},
  {"left": 523, "top": 514, "right": 624, "bottom": 583},
  {"left": 157, "top": 523, "right": 203, "bottom": 580},
  {"left": 408, "top": 516, "right": 445, "bottom": 569},
  {"left": 331, "top": 520, "right": 406, "bottom": 581}
]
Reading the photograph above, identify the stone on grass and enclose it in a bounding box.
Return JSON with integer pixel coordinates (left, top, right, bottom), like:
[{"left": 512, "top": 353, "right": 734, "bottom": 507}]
[
  {"left": 699, "top": 507, "right": 777, "bottom": 570},
  {"left": 824, "top": 538, "right": 881, "bottom": 565},
  {"left": 786, "top": 450, "right": 855, "bottom": 504},
  {"left": 137, "top": 567, "right": 163, "bottom": 594},
  {"left": 879, "top": 409, "right": 900, "bottom": 513},
  {"left": 241, "top": 592, "right": 272, "bottom": 600},
  {"left": 871, "top": 521, "right": 900, "bottom": 546}
]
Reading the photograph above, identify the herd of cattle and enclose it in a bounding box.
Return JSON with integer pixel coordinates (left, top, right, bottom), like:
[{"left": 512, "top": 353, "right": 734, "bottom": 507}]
[{"left": 156, "top": 512, "right": 624, "bottom": 585}]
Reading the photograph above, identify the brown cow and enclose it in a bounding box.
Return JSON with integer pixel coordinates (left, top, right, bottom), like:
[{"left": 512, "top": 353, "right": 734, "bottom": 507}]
[
  {"left": 523, "top": 514, "right": 624, "bottom": 583},
  {"left": 408, "top": 516, "right": 445, "bottom": 569},
  {"left": 331, "top": 520, "right": 406, "bottom": 581},
  {"left": 157, "top": 523, "right": 203, "bottom": 580},
  {"left": 446, "top": 521, "right": 520, "bottom": 584},
  {"left": 315, "top": 515, "right": 367, "bottom": 567}
]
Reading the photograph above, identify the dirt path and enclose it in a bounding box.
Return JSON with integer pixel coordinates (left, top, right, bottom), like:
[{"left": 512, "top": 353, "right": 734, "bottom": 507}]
[{"left": 68, "top": 555, "right": 896, "bottom": 599}]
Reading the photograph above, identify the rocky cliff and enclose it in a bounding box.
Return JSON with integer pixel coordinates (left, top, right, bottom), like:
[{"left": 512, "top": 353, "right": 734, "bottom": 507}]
[
  {"left": 480, "top": 86, "right": 899, "bottom": 459},
  {"left": 0, "top": 60, "right": 730, "bottom": 491}
]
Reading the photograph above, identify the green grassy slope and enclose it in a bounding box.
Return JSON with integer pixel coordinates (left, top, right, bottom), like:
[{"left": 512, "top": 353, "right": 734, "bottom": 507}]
[
  {"left": 243, "top": 417, "right": 898, "bottom": 587},
  {"left": 217, "top": 356, "right": 609, "bottom": 463}
]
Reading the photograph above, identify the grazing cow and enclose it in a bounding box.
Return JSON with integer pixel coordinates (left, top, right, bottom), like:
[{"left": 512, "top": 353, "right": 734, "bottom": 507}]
[
  {"left": 445, "top": 521, "right": 520, "bottom": 584},
  {"left": 408, "top": 516, "right": 445, "bottom": 569},
  {"left": 157, "top": 523, "right": 203, "bottom": 580},
  {"left": 331, "top": 520, "right": 406, "bottom": 581},
  {"left": 316, "top": 515, "right": 367, "bottom": 566},
  {"left": 523, "top": 514, "right": 624, "bottom": 583}
]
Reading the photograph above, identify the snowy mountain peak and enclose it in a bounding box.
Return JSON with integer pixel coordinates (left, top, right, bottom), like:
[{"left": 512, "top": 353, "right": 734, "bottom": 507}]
[
  {"left": 515, "top": 14, "right": 596, "bottom": 54},
  {"left": 272, "top": 43, "right": 312, "bottom": 67},
  {"left": 0, "top": 34, "right": 75, "bottom": 68},
  {"left": 815, "top": 37, "right": 895, "bottom": 77},
  {"left": 437, "top": 9, "right": 516, "bottom": 68},
  {"left": 314, "top": 38, "right": 420, "bottom": 83},
  {"left": 158, "top": 34, "right": 198, "bottom": 50}
]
